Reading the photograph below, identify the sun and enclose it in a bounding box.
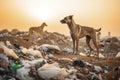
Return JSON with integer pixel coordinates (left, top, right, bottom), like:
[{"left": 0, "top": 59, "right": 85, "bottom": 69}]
[
  {"left": 31, "top": 6, "right": 53, "bottom": 21},
  {"left": 24, "top": 1, "right": 54, "bottom": 21}
]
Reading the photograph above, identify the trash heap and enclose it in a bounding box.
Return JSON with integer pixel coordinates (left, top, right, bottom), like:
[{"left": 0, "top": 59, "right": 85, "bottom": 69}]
[
  {"left": 36, "top": 31, "right": 73, "bottom": 51},
  {"left": 100, "top": 37, "right": 120, "bottom": 57},
  {"left": 0, "top": 28, "right": 120, "bottom": 80},
  {"left": 0, "top": 29, "right": 87, "bottom": 54},
  {"left": 0, "top": 40, "right": 120, "bottom": 80}
]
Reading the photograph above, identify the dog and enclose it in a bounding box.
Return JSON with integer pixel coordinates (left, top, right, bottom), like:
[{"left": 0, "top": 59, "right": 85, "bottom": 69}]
[
  {"left": 29, "top": 22, "right": 47, "bottom": 34},
  {"left": 28, "top": 22, "right": 47, "bottom": 44},
  {"left": 60, "top": 15, "right": 101, "bottom": 57}
]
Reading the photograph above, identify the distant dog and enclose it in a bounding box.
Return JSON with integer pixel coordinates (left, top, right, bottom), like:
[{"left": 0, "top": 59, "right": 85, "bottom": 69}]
[
  {"left": 60, "top": 15, "right": 101, "bottom": 57},
  {"left": 28, "top": 22, "right": 47, "bottom": 44},
  {"left": 29, "top": 22, "right": 47, "bottom": 34}
]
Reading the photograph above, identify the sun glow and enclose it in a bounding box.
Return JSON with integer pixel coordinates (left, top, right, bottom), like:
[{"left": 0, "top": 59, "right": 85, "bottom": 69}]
[
  {"left": 30, "top": 6, "right": 53, "bottom": 21},
  {"left": 24, "top": 0, "right": 54, "bottom": 21}
]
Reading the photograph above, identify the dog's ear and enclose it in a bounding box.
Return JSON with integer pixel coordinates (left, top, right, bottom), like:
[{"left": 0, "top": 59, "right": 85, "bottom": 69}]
[{"left": 69, "top": 15, "right": 73, "bottom": 19}]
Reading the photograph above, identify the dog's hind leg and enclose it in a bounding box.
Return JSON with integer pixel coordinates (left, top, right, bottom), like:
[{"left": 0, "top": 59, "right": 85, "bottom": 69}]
[
  {"left": 91, "top": 34, "right": 99, "bottom": 58},
  {"left": 86, "top": 35, "right": 93, "bottom": 53}
]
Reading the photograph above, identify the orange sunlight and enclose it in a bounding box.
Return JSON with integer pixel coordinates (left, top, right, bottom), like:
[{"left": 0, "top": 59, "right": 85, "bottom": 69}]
[{"left": 22, "top": 0, "right": 55, "bottom": 21}]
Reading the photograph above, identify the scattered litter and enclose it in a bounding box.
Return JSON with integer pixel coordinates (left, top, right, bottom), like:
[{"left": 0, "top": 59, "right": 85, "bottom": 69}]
[
  {"left": 37, "top": 63, "right": 69, "bottom": 80},
  {"left": 79, "top": 52, "right": 87, "bottom": 56},
  {"left": 116, "top": 52, "right": 120, "bottom": 58},
  {"left": 73, "top": 59, "right": 85, "bottom": 68},
  {"left": 94, "top": 65, "right": 103, "bottom": 73},
  {"left": 0, "top": 30, "right": 120, "bottom": 80}
]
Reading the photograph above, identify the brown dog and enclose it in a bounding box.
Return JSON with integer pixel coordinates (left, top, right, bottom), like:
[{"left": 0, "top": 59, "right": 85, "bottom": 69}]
[
  {"left": 29, "top": 22, "right": 47, "bottom": 34},
  {"left": 60, "top": 15, "right": 101, "bottom": 57}
]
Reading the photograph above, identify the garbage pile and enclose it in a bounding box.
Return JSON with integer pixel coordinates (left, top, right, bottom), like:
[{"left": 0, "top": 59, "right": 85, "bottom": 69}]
[
  {"left": 100, "top": 37, "right": 120, "bottom": 57},
  {"left": 36, "top": 31, "right": 72, "bottom": 50},
  {"left": 0, "top": 40, "right": 120, "bottom": 80},
  {"left": 0, "top": 28, "right": 120, "bottom": 80}
]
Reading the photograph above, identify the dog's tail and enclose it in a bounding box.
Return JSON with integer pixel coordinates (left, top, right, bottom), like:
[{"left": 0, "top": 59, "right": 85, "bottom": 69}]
[{"left": 95, "top": 28, "right": 101, "bottom": 32}]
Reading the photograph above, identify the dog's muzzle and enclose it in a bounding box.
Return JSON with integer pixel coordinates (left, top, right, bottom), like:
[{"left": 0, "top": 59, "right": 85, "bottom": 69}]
[{"left": 60, "top": 19, "right": 66, "bottom": 23}]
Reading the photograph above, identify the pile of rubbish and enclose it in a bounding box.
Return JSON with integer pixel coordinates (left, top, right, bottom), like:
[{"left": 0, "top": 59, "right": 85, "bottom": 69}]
[
  {"left": 0, "top": 29, "right": 87, "bottom": 54},
  {"left": 99, "top": 37, "right": 120, "bottom": 57},
  {"left": 0, "top": 28, "right": 120, "bottom": 80},
  {"left": 0, "top": 39, "right": 120, "bottom": 80}
]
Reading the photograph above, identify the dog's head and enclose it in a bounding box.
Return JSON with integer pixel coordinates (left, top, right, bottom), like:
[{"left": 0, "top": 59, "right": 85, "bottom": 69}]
[
  {"left": 60, "top": 15, "right": 73, "bottom": 24},
  {"left": 43, "top": 22, "right": 48, "bottom": 26}
]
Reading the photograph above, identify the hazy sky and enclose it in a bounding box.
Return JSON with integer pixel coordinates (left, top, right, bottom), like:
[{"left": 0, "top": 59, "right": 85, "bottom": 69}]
[{"left": 0, "top": 0, "right": 120, "bottom": 36}]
